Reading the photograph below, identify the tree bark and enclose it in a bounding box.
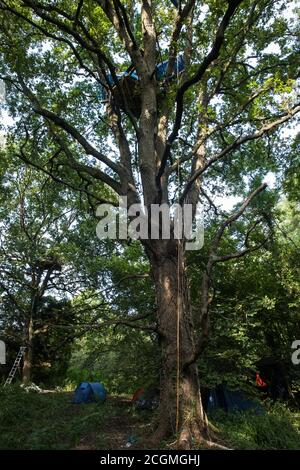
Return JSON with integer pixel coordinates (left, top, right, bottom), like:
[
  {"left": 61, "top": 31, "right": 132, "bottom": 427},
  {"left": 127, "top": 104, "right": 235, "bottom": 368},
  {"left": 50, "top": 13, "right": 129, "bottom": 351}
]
[
  {"left": 22, "top": 315, "right": 33, "bottom": 384},
  {"left": 147, "top": 240, "right": 209, "bottom": 448}
]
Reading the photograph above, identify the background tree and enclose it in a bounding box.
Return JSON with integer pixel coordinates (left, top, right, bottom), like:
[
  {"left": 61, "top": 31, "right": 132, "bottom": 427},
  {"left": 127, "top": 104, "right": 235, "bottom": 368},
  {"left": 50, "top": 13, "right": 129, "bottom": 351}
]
[{"left": 0, "top": 153, "right": 81, "bottom": 383}]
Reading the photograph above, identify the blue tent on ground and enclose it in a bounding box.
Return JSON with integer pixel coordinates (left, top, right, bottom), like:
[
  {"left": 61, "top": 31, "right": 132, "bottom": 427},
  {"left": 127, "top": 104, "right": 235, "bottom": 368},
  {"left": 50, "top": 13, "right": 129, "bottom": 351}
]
[{"left": 73, "top": 382, "right": 106, "bottom": 404}]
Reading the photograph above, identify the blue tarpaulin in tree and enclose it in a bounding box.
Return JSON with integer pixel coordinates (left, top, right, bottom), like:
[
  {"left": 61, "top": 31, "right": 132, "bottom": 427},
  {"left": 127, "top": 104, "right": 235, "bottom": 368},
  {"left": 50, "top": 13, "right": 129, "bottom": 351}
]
[
  {"left": 102, "top": 55, "right": 184, "bottom": 93},
  {"left": 155, "top": 55, "right": 184, "bottom": 81}
]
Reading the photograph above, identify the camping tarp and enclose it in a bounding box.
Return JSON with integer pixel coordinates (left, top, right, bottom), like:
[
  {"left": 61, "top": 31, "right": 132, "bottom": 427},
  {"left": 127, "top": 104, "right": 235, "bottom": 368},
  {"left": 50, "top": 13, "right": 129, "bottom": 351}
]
[
  {"left": 73, "top": 381, "right": 106, "bottom": 404},
  {"left": 136, "top": 387, "right": 159, "bottom": 410},
  {"left": 155, "top": 55, "right": 184, "bottom": 81},
  {"left": 207, "top": 384, "right": 264, "bottom": 414},
  {"left": 132, "top": 387, "right": 145, "bottom": 403},
  {"left": 102, "top": 55, "right": 184, "bottom": 94}
]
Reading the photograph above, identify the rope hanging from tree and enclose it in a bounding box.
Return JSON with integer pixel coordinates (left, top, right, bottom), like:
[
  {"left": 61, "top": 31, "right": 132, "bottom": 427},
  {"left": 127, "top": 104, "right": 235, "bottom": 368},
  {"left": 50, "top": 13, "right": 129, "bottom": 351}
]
[{"left": 175, "top": 130, "right": 181, "bottom": 436}]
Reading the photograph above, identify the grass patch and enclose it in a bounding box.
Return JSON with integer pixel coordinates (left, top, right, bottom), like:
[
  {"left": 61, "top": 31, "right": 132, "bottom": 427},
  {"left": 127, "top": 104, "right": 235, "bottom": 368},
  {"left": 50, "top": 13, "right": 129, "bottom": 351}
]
[
  {"left": 1, "top": 387, "right": 299, "bottom": 450},
  {"left": 0, "top": 386, "right": 132, "bottom": 450},
  {"left": 210, "top": 402, "right": 300, "bottom": 450}
]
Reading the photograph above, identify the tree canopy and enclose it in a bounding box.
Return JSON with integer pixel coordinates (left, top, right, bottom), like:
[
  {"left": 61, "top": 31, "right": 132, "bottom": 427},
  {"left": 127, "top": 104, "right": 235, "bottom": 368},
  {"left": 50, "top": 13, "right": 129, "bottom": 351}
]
[{"left": 0, "top": 0, "right": 299, "bottom": 448}]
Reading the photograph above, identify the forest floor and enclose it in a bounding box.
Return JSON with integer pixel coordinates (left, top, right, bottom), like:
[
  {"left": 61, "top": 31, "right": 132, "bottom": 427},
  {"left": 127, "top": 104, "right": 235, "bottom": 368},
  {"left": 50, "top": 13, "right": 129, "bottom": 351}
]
[
  {"left": 0, "top": 386, "right": 300, "bottom": 450},
  {"left": 0, "top": 387, "right": 155, "bottom": 450}
]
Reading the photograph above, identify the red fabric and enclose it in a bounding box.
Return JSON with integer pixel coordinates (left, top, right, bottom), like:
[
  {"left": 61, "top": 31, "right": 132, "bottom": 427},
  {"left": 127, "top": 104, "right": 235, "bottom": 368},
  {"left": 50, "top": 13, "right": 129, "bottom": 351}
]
[
  {"left": 131, "top": 387, "right": 145, "bottom": 402},
  {"left": 256, "top": 372, "right": 267, "bottom": 388}
]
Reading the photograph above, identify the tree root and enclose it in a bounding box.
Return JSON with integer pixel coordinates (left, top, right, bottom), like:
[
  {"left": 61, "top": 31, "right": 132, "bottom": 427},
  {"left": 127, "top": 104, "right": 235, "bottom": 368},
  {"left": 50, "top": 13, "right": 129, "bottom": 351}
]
[{"left": 150, "top": 419, "right": 232, "bottom": 450}]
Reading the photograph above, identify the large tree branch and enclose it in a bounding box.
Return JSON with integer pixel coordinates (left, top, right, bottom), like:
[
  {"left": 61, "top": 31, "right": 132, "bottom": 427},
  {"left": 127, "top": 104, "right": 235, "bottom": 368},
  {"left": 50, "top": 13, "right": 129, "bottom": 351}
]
[
  {"left": 17, "top": 0, "right": 116, "bottom": 73},
  {"left": 154, "top": 1, "right": 196, "bottom": 202},
  {"left": 184, "top": 183, "right": 268, "bottom": 369},
  {"left": 0, "top": 2, "right": 106, "bottom": 87},
  {"left": 15, "top": 0, "right": 133, "bottom": 116},
  {"left": 106, "top": 103, "right": 137, "bottom": 196},
  {"left": 209, "top": 0, "right": 260, "bottom": 100},
  {"left": 1, "top": 0, "right": 140, "bottom": 157},
  {"left": 15, "top": 74, "right": 123, "bottom": 181},
  {"left": 53, "top": 310, "right": 155, "bottom": 352},
  {"left": 49, "top": 131, "right": 123, "bottom": 194},
  {"left": 95, "top": 0, "right": 143, "bottom": 70},
  {"left": 168, "top": 96, "right": 299, "bottom": 175},
  {"left": 156, "top": 0, "right": 243, "bottom": 185},
  {"left": 74, "top": 0, "right": 84, "bottom": 28},
  {"left": 0, "top": 281, "right": 26, "bottom": 318},
  {"left": 166, "top": 0, "right": 196, "bottom": 77},
  {"left": 16, "top": 147, "right": 117, "bottom": 206},
  {"left": 180, "top": 104, "right": 300, "bottom": 202},
  {"left": 210, "top": 183, "right": 268, "bottom": 250},
  {"left": 212, "top": 243, "right": 266, "bottom": 263},
  {"left": 113, "top": 0, "right": 138, "bottom": 51},
  {"left": 141, "top": 0, "right": 156, "bottom": 73}
]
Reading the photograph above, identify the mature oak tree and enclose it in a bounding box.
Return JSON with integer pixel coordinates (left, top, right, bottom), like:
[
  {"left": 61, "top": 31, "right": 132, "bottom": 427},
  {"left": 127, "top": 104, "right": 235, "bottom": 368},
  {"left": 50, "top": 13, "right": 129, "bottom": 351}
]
[{"left": 0, "top": 0, "right": 299, "bottom": 447}]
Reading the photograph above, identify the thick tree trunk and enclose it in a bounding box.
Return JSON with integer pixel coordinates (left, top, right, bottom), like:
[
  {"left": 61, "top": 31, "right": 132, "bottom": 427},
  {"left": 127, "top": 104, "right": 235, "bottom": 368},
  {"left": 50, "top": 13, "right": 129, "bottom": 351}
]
[
  {"left": 147, "top": 240, "right": 209, "bottom": 448},
  {"left": 22, "top": 315, "right": 33, "bottom": 384}
]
